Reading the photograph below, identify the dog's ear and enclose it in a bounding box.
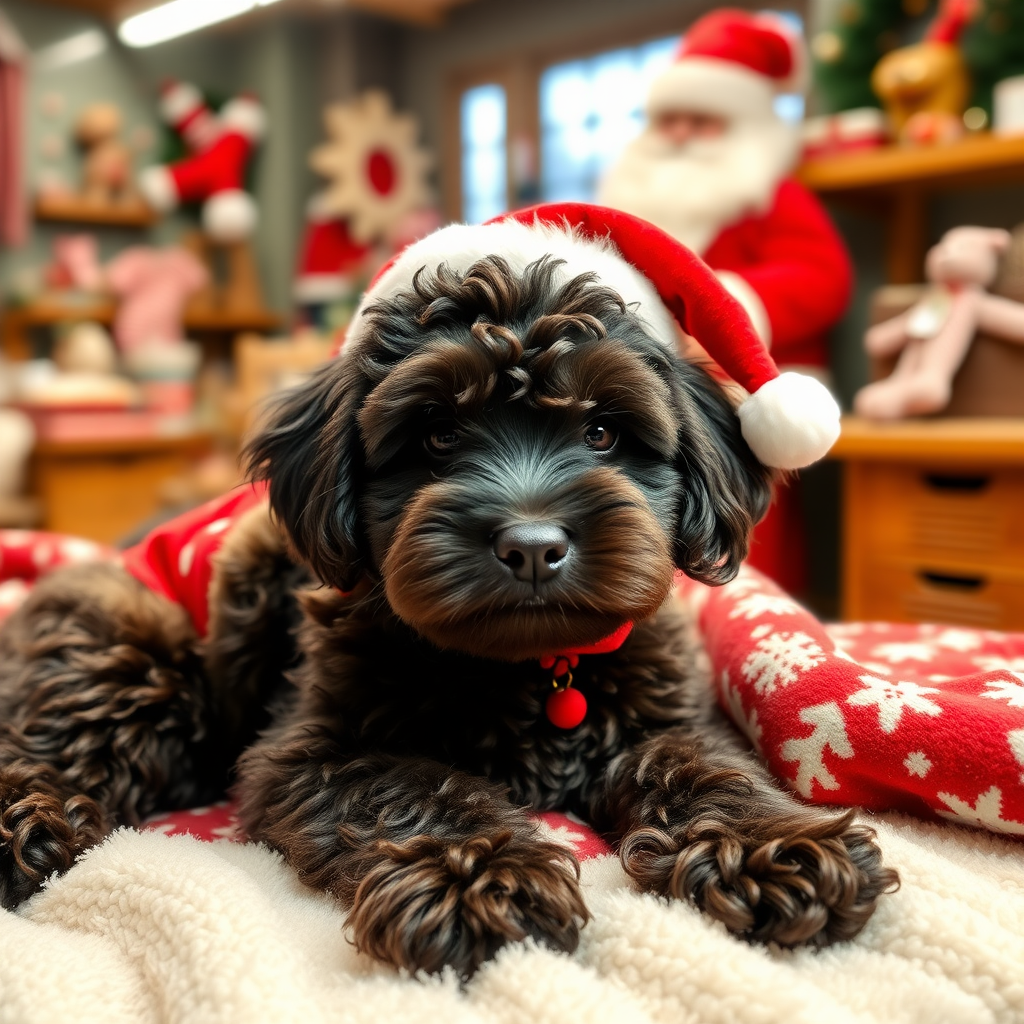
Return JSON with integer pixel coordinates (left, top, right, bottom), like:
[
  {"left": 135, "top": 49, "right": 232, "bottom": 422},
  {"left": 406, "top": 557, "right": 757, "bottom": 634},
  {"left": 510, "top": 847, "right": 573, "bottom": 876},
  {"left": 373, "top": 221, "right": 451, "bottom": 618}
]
[
  {"left": 243, "top": 357, "right": 367, "bottom": 590},
  {"left": 672, "top": 363, "right": 774, "bottom": 586}
]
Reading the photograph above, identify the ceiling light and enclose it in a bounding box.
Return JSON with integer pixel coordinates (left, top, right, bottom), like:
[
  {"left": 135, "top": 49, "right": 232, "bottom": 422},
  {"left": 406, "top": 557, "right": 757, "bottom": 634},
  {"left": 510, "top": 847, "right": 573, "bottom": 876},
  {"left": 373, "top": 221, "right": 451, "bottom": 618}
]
[
  {"left": 34, "top": 28, "right": 107, "bottom": 70},
  {"left": 118, "top": 0, "right": 284, "bottom": 49}
]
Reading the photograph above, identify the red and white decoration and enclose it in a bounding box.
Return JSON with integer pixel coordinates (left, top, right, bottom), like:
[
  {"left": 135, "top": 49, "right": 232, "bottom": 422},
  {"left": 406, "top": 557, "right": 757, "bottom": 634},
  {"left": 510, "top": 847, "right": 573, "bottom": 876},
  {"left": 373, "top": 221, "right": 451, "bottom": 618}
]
[
  {"left": 4, "top": 520, "right": 1024, "bottom": 838},
  {"left": 678, "top": 568, "right": 1024, "bottom": 837},
  {"left": 293, "top": 192, "right": 371, "bottom": 305},
  {"left": 647, "top": 7, "right": 807, "bottom": 121},
  {"left": 139, "top": 81, "right": 265, "bottom": 243},
  {"left": 308, "top": 90, "right": 432, "bottom": 246},
  {"left": 347, "top": 202, "right": 841, "bottom": 471}
]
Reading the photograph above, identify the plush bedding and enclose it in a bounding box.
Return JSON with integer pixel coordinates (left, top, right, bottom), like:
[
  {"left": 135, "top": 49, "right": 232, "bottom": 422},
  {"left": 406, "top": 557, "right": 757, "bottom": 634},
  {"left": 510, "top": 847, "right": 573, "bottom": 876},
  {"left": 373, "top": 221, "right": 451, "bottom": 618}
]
[{"left": 0, "top": 531, "right": 1022, "bottom": 1023}]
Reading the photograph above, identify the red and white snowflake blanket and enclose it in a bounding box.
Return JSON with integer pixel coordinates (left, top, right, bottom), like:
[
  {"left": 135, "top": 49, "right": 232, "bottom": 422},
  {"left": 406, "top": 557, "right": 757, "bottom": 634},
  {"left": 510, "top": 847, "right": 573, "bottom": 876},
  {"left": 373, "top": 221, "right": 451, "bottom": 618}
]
[{"left": 2, "top": 527, "right": 1023, "bottom": 838}]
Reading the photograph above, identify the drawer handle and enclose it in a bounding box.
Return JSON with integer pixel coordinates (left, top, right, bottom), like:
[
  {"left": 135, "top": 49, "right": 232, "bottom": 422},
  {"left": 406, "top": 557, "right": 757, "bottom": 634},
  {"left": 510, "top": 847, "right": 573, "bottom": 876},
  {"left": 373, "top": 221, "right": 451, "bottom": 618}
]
[
  {"left": 919, "top": 570, "right": 986, "bottom": 591},
  {"left": 923, "top": 473, "right": 990, "bottom": 492}
]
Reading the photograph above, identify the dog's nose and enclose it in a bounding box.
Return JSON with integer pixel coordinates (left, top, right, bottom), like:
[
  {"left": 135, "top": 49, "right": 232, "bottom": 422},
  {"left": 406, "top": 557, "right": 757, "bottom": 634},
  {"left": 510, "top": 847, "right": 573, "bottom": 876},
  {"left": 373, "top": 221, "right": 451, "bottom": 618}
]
[{"left": 493, "top": 523, "right": 570, "bottom": 584}]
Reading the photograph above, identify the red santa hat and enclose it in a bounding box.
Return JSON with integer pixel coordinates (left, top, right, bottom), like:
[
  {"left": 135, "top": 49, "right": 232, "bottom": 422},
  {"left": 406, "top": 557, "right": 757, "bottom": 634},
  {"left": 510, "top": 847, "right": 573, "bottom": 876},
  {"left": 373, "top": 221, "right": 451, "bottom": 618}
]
[
  {"left": 647, "top": 8, "right": 807, "bottom": 121},
  {"left": 344, "top": 203, "right": 839, "bottom": 471}
]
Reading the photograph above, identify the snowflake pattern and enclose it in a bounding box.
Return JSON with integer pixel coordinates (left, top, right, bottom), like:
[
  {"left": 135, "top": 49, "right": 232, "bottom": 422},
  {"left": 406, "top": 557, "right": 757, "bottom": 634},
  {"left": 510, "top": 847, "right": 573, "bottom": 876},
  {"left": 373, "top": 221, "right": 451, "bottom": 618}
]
[
  {"left": 780, "top": 702, "right": 854, "bottom": 798},
  {"left": 934, "top": 628, "right": 983, "bottom": 652},
  {"left": 728, "top": 592, "right": 802, "bottom": 621},
  {"left": 1009, "top": 728, "right": 1024, "bottom": 785},
  {"left": 936, "top": 786, "right": 1024, "bottom": 835},
  {"left": 720, "top": 670, "right": 763, "bottom": 754},
  {"left": 904, "top": 751, "right": 932, "bottom": 778},
  {"left": 973, "top": 656, "right": 1024, "bottom": 683},
  {"left": 740, "top": 631, "right": 827, "bottom": 696},
  {"left": 980, "top": 678, "right": 1024, "bottom": 707},
  {"left": 871, "top": 641, "right": 935, "bottom": 663},
  {"left": 847, "top": 675, "right": 942, "bottom": 734}
]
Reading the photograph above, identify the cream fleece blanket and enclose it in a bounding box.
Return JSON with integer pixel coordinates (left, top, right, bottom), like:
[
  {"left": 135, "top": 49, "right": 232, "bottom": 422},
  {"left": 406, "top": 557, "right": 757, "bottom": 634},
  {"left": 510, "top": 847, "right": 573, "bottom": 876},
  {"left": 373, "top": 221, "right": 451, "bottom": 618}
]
[{"left": 1, "top": 811, "right": 1022, "bottom": 1024}]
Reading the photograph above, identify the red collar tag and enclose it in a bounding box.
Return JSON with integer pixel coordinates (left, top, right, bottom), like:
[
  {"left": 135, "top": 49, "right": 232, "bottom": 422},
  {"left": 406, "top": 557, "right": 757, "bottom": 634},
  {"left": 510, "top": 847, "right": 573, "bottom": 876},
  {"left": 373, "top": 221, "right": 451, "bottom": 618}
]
[{"left": 540, "top": 622, "right": 633, "bottom": 729}]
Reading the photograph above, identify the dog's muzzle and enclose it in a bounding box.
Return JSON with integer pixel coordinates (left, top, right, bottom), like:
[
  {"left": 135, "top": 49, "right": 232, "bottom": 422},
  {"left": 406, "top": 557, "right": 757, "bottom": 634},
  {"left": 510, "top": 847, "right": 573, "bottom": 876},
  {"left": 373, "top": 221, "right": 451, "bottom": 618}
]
[{"left": 492, "top": 523, "right": 571, "bottom": 585}]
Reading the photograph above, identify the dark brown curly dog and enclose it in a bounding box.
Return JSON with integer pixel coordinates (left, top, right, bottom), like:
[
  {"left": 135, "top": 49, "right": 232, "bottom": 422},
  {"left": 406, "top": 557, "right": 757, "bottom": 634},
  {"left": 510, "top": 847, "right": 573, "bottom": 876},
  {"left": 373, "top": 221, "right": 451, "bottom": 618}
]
[{"left": 0, "top": 254, "right": 896, "bottom": 975}]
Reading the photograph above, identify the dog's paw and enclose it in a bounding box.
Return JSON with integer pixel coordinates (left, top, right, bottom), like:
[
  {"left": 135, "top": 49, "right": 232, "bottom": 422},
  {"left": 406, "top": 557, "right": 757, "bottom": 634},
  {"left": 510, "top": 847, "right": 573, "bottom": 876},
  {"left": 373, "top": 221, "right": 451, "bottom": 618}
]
[
  {"left": 346, "top": 830, "right": 589, "bottom": 976},
  {"left": 619, "top": 812, "right": 898, "bottom": 946},
  {"left": 0, "top": 761, "right": 107, "bottom": 910}
]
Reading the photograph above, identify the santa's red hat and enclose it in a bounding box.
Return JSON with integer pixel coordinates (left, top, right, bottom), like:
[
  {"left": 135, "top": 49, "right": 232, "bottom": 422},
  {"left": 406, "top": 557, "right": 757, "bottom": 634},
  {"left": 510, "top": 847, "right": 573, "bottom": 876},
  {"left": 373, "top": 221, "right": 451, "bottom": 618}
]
[
  {"left": 344, "top": 203, "right": 839, "bottom": 471},
  {"left": 647, "top": 8, "right": 807, "bottom": 120}
]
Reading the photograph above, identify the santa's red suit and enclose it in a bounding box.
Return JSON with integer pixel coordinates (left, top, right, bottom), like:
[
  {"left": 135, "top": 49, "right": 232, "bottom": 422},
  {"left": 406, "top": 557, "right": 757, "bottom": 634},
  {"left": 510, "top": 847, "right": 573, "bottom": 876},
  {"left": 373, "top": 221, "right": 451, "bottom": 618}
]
[{"left": 599, "top": 9, "right": 853, "bottom": 596}]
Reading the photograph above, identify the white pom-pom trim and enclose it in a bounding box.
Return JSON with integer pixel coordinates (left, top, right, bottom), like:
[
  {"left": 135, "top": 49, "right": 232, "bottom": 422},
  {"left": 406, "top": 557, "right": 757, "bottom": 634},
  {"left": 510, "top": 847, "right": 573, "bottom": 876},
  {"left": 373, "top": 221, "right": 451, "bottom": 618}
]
[
  {"left": 138, "top": 165, "right": 179, "bottom": 212},
  {"left": 202, "top": 189, "right": 257, "bottom": 243},
  {"left": 219, "top": 96, "right": 266, "bottom": 141},
  {"left": 736, "top": 372, "right": 840, "bottom": 470},
  {"left": 160, "top": 81, "right": 203, "bottom": 125}
]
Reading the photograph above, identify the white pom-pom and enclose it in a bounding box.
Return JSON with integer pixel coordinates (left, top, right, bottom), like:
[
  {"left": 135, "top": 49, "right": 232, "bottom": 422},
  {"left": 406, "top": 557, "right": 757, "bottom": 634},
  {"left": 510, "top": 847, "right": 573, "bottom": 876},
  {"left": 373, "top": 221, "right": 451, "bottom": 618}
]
[
  {"left": 159, "top": 81, "right": 203, "bottom": 125},
  {"left": 138, "top": 165, "right": 179, "bottom": 212},
  {"left": 202, "top": 189, "right": 257, "bottom": 243},
  {"left": 219, "top": 96, "right": 266, "bottom": 141},
  {"left": 736, "top": 372, "right": 841, "bottom": 470}
]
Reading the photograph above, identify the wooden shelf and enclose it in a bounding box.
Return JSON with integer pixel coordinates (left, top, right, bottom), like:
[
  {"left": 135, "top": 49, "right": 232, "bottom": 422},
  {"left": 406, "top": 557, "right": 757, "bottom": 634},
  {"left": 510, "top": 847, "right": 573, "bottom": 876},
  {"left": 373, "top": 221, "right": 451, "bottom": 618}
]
[
  {"left": 798, "top": 133, "right": 1024, "bottom": 284},
  {"left": 35, "top": 194, "right": 158, "bottom": 228},
  {"left": 1, "top": 297, "right": 281, "bottom": 360},
  {"left": 830, "top": 415, "right": 1024, "bottom": 465},
  {"left": 797, "top": 132, "right": 1024, "bottom": 196}
]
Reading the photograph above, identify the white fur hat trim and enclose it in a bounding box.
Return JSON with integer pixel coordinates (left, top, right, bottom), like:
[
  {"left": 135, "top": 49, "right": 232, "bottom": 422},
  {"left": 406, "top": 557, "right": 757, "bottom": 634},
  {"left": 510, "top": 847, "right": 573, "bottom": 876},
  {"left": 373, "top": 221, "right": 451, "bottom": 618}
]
[{"left": 736, "top": 372, "right": 841, "bottom": 470}]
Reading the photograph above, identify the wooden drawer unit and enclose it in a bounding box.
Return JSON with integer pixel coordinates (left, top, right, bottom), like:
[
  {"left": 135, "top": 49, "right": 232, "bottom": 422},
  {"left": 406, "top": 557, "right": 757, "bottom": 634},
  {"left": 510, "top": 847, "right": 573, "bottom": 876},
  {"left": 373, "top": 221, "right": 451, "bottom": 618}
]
[
  {"left": 832, "top": 417, "right": 1024, "bottom": 628},
  {"left": 852, "top": 464, "right": 1024, "bottom": 565}
]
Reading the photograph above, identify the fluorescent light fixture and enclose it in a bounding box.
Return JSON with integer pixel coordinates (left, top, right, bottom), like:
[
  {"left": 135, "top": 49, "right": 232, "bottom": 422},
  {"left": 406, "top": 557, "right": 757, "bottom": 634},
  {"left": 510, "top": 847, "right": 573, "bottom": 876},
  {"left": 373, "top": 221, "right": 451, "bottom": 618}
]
[
  {"left": 34, "top": 28, "right": 108, "bottom": 71},
  {"left": 118, "top": 0, "right": 285, "bottom": 49}
]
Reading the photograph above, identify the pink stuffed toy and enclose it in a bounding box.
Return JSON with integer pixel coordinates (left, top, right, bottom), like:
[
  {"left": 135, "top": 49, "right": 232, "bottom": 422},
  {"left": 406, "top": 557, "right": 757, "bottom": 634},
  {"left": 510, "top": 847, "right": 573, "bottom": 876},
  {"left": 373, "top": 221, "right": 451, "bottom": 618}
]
[
  {"left": 105, "top": 246, "right": 208, "bottom": 353},
  {"left": 855, "top": 226, "right": 1024, "bottom": 419}
]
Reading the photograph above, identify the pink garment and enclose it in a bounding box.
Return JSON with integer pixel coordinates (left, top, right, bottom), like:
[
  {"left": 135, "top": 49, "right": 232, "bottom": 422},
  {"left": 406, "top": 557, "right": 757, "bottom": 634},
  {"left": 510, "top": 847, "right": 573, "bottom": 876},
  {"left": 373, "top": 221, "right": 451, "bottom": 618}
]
[
  {"left": 0, "top": 10, "right": 27, "bottom": 247},
  {"left": 106, "top": 246, "right": 208, "bottom": 352}
]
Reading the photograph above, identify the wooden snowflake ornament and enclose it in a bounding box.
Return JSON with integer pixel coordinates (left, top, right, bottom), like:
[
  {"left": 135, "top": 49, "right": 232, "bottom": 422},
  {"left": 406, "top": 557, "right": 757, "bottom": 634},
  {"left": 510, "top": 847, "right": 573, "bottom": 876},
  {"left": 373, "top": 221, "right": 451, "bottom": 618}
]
[{"left": 309, "top": 90, "right": 432, "bottom": 245}]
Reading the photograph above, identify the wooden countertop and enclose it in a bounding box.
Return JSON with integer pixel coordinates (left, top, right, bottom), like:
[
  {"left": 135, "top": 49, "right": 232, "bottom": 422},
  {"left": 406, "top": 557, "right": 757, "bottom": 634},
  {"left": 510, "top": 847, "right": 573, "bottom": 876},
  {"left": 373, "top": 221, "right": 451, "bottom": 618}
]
[{"left": 830, "top": 416, "right": 1024, "bottom": 464}]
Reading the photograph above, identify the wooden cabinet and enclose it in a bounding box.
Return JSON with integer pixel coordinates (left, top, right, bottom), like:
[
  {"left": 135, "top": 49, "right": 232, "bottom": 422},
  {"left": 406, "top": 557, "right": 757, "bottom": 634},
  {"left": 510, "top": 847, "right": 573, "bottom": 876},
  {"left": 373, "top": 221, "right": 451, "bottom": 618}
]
[
  {"left": 796, "top": 132, "right": 1024, "bottom": 283},
  {"left": 30, "top": 433, "right": 214, "bottom": 544},
  {"left": 831, "top": 417, "right": 1024, "bottom": 629}
]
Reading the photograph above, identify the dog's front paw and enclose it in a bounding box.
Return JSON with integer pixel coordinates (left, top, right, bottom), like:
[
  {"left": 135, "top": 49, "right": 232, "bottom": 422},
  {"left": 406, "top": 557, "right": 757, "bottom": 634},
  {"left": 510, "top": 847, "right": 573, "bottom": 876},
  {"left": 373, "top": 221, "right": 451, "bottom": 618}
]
[
  {"left": 346, "top": 830, "right": 589, "bottom": 976},
  {"left": 0, "top": 760, "right": 107, "bottom": 910},
  {"left": 620, "top": 812, "right": 898, "bottom": 946}
]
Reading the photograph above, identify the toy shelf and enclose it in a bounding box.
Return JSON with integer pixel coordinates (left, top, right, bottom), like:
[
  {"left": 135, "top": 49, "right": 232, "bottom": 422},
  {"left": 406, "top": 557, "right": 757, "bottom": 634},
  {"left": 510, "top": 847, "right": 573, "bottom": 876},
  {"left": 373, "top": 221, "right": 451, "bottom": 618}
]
[
  {"left": 1, "top": 298, "right": 281, "bottom": 361},
  {"left": 796, "top": 132, "right": 1024, "bottom": 283},
  {"left": 34, "top": 194, "right": 159, "bottom": 228}
]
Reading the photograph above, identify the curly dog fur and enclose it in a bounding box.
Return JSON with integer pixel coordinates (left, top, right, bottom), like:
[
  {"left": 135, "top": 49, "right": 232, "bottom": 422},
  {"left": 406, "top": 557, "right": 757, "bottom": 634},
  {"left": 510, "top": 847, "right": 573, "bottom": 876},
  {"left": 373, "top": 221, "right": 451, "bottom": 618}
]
[{"left": 0, "top": 254, "right": 897, "bottom": 975}]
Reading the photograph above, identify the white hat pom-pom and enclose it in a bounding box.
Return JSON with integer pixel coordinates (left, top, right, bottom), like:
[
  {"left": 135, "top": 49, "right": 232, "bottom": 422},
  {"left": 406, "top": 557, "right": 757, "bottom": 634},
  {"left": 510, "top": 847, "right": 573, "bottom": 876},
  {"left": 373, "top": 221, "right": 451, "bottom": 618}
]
[
  {"left": 736, "top": 372, "right": 841, "bottom": 470},
  {"left": 202, "top": 189, "right": 257, "bottom": 243}
]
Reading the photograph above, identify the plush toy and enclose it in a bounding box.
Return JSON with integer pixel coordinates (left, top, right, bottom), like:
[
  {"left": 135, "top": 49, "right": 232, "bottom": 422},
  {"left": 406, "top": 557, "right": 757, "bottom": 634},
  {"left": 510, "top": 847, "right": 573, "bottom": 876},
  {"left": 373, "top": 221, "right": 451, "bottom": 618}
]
[
  {"left": 854, "top": 225, "right": 1024, "bottom": 419},
  {"left": 139, "top": 81, "right": 264, "bottom": 244},
  {"left": 75, "top": 103, "right": 136, "bottom": 207},
  {"left": 871, "top": 0, "right": 978, "bottom": 144},
  {"left": 105, "top": 245, "right": 209, "bottom": 353}
]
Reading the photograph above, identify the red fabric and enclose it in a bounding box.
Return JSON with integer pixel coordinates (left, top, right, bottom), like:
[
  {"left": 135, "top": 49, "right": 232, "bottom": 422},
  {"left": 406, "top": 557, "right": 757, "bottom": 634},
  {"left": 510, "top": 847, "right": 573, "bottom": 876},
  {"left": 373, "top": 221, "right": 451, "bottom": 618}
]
[
  {"left": 0, "top": 17, "right": 26, "bottom": 248},
  {"left": 678, "top": 568, "right": 1024, "bottom": 837},
  {"left": 143, "top": 802, "right": 613, "bottom": 859},
  {"left": 169, "top": 131, "right": 254, "bottom": 203},
  {"left": 4, "top": 523, "right": 1024, "bottom": 837},
  {"left": 492, "top": 203, "right": 780, "bottom": 394},
  {"left": 703, "top": 180, "right": 853, "bottom": 370},
  {"left": 297, "top": 217, "right": 369, "bottom": 279},
  {"left": 120, "top": 482, "right": 268, "bottom": 638},
  {"left": 744, "top": 478, "right": 806, "bottom": 598},
  {"left": 676, "top": 8, "right": 794, "bottom": 80}
]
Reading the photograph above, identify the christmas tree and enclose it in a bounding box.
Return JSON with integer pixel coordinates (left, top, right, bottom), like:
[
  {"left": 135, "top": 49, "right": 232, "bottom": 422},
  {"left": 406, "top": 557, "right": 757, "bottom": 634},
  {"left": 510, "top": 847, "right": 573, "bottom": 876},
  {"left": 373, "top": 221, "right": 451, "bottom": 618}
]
[
  {"left": 962, "top": 0, "right": 1024, "bottom": 114},
  {"left": 811, "top": 1, "right": 917, "bottom": 113}
]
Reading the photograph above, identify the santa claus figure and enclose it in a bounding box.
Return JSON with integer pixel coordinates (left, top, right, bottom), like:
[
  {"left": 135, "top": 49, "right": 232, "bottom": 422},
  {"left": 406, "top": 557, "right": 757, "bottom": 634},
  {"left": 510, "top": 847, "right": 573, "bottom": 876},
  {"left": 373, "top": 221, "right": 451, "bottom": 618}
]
[{"left": 599, "top": 8, "right": 852, "bottom": 596}]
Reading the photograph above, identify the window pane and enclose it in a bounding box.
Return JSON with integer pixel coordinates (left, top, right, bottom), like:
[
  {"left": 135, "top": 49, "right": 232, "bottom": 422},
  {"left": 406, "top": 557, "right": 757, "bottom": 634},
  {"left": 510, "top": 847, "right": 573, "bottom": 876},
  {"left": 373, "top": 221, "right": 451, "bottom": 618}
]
[
  {"left": 460, "top": 84, "right": 507, "bottom": 223},
  {"left": 538, "top": 12, "right": 805, "bottom": 202},
  {"left": 539, "top": 36, "right": 676, "bottom": 203}
]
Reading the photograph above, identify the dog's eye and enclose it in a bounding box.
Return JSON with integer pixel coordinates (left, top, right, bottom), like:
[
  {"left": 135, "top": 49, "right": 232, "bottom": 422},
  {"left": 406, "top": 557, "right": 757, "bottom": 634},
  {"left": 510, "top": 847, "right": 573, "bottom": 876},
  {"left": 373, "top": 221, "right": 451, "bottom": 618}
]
[
  {"left": 425, "top": 427, "right": 461, "bottom": 455},
  {"left": 583, "top": 423, "right": 617, "bottom": 452}
]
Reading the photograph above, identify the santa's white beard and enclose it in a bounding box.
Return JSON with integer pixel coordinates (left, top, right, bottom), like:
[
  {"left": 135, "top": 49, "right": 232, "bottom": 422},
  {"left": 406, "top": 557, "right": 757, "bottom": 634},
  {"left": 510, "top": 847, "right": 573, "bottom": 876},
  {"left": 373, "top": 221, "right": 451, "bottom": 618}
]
[{"left": 597, "top": 119, "right": 799, "bottom": 255}]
